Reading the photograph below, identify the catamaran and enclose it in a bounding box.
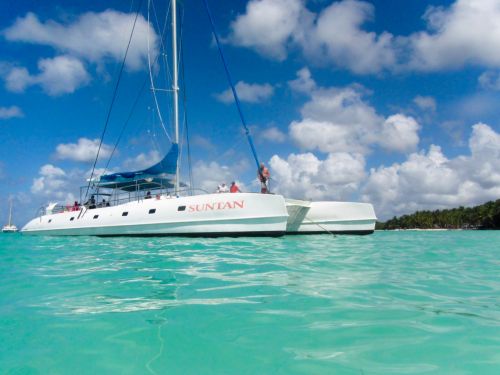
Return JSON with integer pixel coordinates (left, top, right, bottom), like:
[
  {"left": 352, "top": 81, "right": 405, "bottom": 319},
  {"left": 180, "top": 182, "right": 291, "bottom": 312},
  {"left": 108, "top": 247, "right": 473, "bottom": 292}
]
[
  {"left": 2, "top": 199, "right": 18, "bottom": 233},
  {"left": 21, "top": 0, "right": 374, "bottom": 237}
]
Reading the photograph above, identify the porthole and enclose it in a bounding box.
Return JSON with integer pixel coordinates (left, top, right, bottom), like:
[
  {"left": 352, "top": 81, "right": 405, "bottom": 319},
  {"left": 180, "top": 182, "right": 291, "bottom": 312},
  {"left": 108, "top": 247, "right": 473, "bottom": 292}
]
[
  {"left": 178, "top": 206, "right": 186, "bottom": 211},
  {"left": 122, "top": 212, "right": 128, "bottom": 216},
  {"left": 93, "top": 215, "right": 99, "bottom": 219},
  {"left": 70, "top": 217, "right": 74, "bottom": 221},
  {"left": 48, "top": 219, "right": 52, "bottom": 223},
  {"left": 149, "top": 209, "right": 156, "bottom": 214}
]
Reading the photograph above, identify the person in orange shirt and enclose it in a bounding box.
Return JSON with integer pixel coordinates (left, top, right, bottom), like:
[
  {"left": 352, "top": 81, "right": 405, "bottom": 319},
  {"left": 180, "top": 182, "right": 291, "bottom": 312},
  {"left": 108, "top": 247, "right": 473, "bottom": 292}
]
[{"left": 230, "top": 181, "right": 241, "bottom": 193}]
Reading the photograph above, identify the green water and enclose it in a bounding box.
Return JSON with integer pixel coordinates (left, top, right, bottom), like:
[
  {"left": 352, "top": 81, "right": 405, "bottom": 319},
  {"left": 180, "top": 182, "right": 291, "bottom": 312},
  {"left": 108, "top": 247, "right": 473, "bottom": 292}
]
[{"left": 1, "top": 231, "right": 499, "bottom": 374}]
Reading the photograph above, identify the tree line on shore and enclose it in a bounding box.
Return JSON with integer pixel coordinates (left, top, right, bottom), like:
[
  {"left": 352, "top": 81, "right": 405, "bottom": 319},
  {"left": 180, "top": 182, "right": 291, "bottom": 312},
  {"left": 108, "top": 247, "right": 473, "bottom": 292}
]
[{"left": 376, "top": 199, "right": 500, "bottom": 230}]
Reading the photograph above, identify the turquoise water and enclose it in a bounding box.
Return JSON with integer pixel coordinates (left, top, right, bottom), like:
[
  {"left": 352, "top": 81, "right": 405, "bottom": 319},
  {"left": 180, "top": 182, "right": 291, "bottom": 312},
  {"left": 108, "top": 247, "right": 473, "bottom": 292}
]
[{"left": 1, "top": 231, "right": 499, "bottom": 374}]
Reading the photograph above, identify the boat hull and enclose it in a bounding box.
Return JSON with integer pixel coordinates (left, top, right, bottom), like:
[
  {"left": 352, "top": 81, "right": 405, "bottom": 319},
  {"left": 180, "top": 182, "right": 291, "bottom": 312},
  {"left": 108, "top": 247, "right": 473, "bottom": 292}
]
[
  {"left": 289, "top": 201, "right": 377, "bottom": 235},
  {"left": 2, "top": 226, "right": 18, "bottom": 233},
  {"left": 21, "top": 193, "right": 288, "bottom": 237}
]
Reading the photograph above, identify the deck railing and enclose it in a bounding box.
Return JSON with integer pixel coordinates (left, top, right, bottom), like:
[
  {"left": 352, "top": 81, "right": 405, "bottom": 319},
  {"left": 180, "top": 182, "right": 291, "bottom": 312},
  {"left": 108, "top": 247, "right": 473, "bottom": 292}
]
[{"left": 37, "top": 187, "right": 211, "bottom": 217}]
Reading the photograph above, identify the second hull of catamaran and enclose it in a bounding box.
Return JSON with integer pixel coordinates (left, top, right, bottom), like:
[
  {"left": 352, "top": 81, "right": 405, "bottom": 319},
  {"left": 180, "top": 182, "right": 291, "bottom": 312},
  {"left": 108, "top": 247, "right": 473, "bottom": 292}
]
[
  {"left": 21, "top": 193, "right": 289, "bottom": 237},
  {"left": 289, "top": 201, "right": 377, "bottom": 235}
]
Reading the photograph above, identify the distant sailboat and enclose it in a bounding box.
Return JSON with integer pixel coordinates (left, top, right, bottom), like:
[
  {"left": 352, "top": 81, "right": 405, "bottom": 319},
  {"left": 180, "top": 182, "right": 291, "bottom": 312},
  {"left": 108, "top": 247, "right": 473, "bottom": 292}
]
[{"left": 2, "top": 199, "right": 18, "bottom": 233}]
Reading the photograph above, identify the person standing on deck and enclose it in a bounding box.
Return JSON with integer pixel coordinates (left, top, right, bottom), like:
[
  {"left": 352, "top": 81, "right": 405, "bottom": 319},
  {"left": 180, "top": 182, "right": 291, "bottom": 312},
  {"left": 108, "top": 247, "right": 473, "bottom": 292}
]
[{"left": 258, "top": 163, "right": 270, "bottom": 193}]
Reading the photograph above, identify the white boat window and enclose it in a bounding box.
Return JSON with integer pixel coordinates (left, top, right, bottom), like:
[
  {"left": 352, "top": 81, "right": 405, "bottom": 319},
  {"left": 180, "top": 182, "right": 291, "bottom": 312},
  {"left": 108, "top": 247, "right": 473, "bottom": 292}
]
[
  {"left": 70, "top": 217, "right": 74, "bottom": 221},
  {"left": 93, "top": 215, "right": 99, "bottom": 219},
  {"left": 149, "top": 209, "right": 156, "bottom": 214},
  {"left": 48, "top": 219, "right": 52, "bottom": 223},
  {"left": 122, "top": 212, "right": 128, "bottom": 216},
  {"left": 178, "top": 206, "right": 186, "bottom": 211}
]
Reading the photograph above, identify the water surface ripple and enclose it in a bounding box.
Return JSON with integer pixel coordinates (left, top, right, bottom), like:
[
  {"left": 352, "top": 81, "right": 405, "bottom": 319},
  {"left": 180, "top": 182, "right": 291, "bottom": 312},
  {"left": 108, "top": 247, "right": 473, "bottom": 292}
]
[{"left": 1, "top": 231, "right": 499, "bottom": 374}]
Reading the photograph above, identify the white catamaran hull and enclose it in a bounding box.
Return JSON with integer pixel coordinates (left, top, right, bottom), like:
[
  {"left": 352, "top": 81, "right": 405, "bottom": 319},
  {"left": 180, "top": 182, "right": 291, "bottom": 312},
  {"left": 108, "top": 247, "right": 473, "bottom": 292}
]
[
  {"left": 22, "top": 193, "right": 288, "bottom": 237},
  {"left": 290, "top": 201, "right": 377, "bottom": 235}
]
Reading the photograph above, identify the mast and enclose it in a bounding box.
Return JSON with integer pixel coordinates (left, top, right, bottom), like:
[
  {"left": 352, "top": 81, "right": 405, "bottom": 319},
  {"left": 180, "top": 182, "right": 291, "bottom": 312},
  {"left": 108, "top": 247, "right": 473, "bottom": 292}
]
[
  {"left": 8, "top": 199, "right": 12, "bottom": 226},
  {"left": 171, "top": 0, "right": 180, "bottom": 193}
]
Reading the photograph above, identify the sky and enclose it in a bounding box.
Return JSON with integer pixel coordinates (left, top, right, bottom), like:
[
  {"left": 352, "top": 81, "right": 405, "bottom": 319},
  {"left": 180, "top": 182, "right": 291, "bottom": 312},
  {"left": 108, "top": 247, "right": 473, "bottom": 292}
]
[{"left": 1, "top": 0, "right": 500, "bottom": 226}]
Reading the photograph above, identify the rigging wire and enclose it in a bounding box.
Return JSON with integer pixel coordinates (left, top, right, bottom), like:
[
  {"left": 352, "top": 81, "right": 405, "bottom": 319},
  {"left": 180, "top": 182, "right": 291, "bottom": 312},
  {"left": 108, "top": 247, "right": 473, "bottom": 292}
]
[
  {"left": 148, "top": 0, "right": 172, "bottom": 141},
  {"left": 84, "top": 0, "right": 145, "bottom": 200},
  {"left": 201, "top": 0, "right": 262, "bottom": 172},
  {"left": 103, "top": 78, "right": 149, "bottom": 173},
  {"left": 103, "top": 0, "right": 173, "bottom": 175},
  {"left": 178, "top": 5, "right": 194, "bottom": 194},
  {"left": 176, "top": 4, "right": 184, "bottom": 178},
  {"left": 148, "top": 0, "right": 171, "bottom": 142},
  {"left": 151, "top": 0, "right": 175, "bottom": 139}
]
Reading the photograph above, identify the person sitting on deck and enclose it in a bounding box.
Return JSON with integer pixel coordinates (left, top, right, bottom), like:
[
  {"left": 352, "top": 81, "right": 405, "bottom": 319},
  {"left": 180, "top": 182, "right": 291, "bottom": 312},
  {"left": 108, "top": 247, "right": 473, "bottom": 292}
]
[
  {"left": 230, "top": 181, "right": 241, "bottom": 193},
  {"left": 88, "top": 195, "right": 96, "bottom": 209},
  {"left": 73, "top": 201, "right": 80, "bottom": 211},
  {"left": 258, "top": 163, "right": 270, "bottom": 193},
  {"left": 217, "top": 183, "right": 229, "bottom": 193},
  {"left": 145, "top": 191, "right": 152, "bottom": 199}
]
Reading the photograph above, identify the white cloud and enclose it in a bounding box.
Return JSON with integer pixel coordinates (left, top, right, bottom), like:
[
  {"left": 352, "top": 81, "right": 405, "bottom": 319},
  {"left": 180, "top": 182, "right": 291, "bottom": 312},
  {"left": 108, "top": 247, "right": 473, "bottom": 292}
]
[
  {"left": 288, "top": 72, "right": 420, "bottom": 154},
  {"left": 229, "top": 0, "right": 500, "bottom": 74},
  {"left": 0, "top": 105, "right": 23, "bottom": 119},
  {"left": 478, "top": 70, "right": 500, "bottom": 90},
  {"left": 259, "top": 126, "right": 286, "bottom": 143},
  {"left": 30, "top": 163, "right": 111, "bottom": 203},
  {"left": 216, "top": 81, "right": 274, "bottom": 104},
  {"left": 55, "top": 137, "right": 113, "bottom": 163},
  {"left": 31, "top": 164, "right": 76, "bottom": 202},
  {"left": 269, "top": 151, "right": 366, "bottom": 200},
  {"left": 362, "top": 123, "right": 500, "bottom": 219},
  {"left": 4, "top": 67, "right": 30, "bottom": 93},
  {"left": 4, "top": 10, "right": 157, "bottom": 71},
  {"left": 300, "top": 0, "right": 396, "bottom": 74},
  {"left": 413, "top": 95, "right": 437, "bottom": 112},
  {"left": 5, "top": 55, "right": 90, "bottom": 95},
  {"left": 288, "top": 67, "right": 316, "bottom": 93},
  {"left": 378, "top": 114, "right": 420, "bottom": 153},
  {"left": 291, "top": 86, "right": 380, "bottom": 154},
  {"left": 229, "top": 0, "right": 397, "bottom": 74},
  {"left": 408, "top": 0, "right": 500, "bottom": 71},
  {"left": 229, "top": 0, "right": 304, "bottom": 60},
  {"left": 290, "top": 118, "right": 367, "bottom": 154}
]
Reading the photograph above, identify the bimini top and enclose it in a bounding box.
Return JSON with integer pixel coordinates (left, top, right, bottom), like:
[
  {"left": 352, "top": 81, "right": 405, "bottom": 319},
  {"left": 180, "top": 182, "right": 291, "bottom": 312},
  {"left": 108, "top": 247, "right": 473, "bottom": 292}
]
[{"left": 99, "top": 143, "right": 178, "bottom": 184}]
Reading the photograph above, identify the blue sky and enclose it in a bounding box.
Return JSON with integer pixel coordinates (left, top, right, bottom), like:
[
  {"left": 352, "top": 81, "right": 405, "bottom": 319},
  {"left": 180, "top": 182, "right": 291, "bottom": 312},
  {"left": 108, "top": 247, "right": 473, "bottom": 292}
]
[{"left": 1, "top": 0, "right": 500, "bottom": 225}]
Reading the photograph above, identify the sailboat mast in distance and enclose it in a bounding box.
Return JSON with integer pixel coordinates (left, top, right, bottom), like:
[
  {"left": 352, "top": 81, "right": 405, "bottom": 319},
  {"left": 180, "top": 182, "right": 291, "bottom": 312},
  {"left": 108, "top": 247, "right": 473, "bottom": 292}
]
[
  {"left": 171, "top": 0, "right": 180, "bottom": 193},
  {"left": 2, "top": 198, "right": 18, "bottom": 233}
]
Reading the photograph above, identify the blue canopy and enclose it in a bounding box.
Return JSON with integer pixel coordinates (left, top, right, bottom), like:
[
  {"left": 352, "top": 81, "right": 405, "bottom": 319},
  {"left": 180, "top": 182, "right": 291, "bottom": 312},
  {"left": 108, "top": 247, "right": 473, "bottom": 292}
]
[{"left": 99, "top": 143, "right": 178, "bottom": 183}]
